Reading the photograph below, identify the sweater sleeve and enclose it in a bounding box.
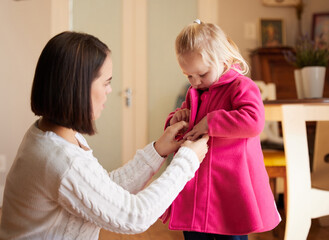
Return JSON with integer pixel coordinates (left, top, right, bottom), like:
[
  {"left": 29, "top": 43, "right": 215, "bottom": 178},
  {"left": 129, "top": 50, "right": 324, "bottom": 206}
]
[
  {"left": 207, "top": 78, "right": 265, "bottom": 138},
  {"left": 108, "top": 142, "right": 165, "bottom": 194},
  {"left": 58, "top": 146, "right": 199, "bottom": 234}
]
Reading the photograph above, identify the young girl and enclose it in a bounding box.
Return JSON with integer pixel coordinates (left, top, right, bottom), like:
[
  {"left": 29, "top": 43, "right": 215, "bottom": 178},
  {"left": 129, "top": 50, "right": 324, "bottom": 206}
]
[{"left": 161, "top": 20, "right": 281, "bottom": 240}]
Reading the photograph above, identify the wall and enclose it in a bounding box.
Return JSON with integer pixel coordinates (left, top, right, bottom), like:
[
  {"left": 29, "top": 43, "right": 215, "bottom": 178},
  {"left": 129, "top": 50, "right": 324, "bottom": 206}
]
[
  {"left": 216, "top": 0, "right": 329, "bottom": 66},
  {"left": 0, "top": 0, "right": 69, "bottom": 206},
  {"left": 302, "top": 0, "right": 329, "bottom": 36},
  {"left": 0, "top": 0, "right": 53, "bottom": 205},
  {"left": 217, "top": 0, "right": 298, "bottom": 62}
]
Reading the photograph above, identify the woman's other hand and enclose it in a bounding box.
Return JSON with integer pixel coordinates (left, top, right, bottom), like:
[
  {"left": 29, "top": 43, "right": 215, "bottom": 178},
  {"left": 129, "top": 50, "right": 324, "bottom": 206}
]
[
  {"left": 182, "top": 134, "right": 209, "bottom": 163},
  {"left": 154, "top": 121, "right": 189, "bottom": 157}
]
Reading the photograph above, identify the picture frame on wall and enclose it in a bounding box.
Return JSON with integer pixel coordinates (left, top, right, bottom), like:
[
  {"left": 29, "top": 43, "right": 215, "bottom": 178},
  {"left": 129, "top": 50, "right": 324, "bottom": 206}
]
[
  {"left": 260, "top": 18, "right": 285, "bottom": 47},
  {"left": 312, "top": 12, "right": 329, "bottom": 50}
]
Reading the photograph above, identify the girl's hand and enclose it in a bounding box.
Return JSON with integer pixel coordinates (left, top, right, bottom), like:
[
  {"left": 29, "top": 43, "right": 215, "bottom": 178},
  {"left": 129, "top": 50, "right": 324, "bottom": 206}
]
[
  {"left": 184, "top": 116, "right": 208, "bottom": 141},
  {"left": 154, "top": 121, "right": 189, "bottom": 157},
  {"left": 182, "top": 134, "right": 209, "bottom": 163},
  {"left": 170, "top": 109, "right": 190, "bottom": 125}
]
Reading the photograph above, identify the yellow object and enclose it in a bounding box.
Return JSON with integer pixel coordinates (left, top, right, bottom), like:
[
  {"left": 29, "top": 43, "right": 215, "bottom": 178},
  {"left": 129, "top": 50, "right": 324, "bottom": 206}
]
[
  {"left": 263, "top": 149, "right": 287, "bottom": 213},
  {"left": 263, "top": 150, "right": 286, "bottom": 166}
]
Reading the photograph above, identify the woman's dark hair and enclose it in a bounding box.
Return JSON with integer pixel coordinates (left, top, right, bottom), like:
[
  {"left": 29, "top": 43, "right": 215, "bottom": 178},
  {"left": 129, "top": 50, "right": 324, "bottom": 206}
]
[{"left": 31, "top": 31, "right": 110, "bottom": 135}]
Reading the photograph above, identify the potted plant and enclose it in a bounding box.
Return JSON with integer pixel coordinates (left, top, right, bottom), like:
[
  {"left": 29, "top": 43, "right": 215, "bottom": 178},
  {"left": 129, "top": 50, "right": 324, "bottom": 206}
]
[{"left": 285, "top": 35, "right": 329, "bottom": 98}]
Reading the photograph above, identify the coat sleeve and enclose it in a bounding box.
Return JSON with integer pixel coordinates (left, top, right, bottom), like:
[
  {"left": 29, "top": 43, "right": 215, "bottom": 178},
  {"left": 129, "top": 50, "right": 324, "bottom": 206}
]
[{"left": 207, "top": 78, "right": 265, "bottom": 138}]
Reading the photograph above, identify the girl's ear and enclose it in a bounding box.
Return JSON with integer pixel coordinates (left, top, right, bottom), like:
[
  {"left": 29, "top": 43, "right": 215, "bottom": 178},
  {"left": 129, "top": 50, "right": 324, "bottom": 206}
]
[{"left": 217, "top": 62, "right": 228, "bottom": 77}]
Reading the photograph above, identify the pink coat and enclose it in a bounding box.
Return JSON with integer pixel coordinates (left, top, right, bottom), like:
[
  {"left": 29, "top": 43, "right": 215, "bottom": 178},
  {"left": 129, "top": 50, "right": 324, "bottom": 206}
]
[{"left": 161, "top": 68, "right": 281, "bottom": 235}]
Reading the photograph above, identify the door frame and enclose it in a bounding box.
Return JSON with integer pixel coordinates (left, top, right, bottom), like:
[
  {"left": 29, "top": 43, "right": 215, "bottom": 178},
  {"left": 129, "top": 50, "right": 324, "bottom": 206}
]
[{"left": 122, "top": 0, "right": 148, "bottom": 164}]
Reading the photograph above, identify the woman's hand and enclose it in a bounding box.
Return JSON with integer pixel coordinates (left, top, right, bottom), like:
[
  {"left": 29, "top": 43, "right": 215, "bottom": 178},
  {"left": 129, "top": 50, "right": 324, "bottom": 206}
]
[
  {"left": 170, "top": 109, "right": 190, "bottom": 125},
  {"left": 182, "top": 134, "right": 209, "bottom": 163},
  {"left": 184, "top": 116, "right": 208, "bottom": 141},
  {"left": 154, "top": 121, "right": 189, "bottom": 157}
]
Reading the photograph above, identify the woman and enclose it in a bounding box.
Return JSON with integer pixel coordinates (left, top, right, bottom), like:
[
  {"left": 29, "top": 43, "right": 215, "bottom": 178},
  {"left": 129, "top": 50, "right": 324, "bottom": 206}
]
[{"left": 0, "top": 31, "right": 209, "bottom": 239}]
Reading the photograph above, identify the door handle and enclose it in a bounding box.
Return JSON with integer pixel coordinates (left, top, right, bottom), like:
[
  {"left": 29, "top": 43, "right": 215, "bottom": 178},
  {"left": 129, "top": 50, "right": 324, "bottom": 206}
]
[{"left": 124, "top": 88, "right": 132, "bottom": 107}]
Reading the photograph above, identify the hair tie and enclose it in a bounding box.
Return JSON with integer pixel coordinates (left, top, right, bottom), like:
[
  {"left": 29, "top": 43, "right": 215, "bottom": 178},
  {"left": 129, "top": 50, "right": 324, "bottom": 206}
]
[{"left": 193, "top": 19, "right": 201, "bottom": 24}]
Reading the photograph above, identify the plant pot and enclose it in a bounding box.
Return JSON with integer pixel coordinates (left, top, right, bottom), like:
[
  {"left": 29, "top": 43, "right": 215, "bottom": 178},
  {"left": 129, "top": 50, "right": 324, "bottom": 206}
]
[
  {"left": 301, "top": 66, "right": 326, "bottom": 99},
  {"left": 294, "top": 69, "right": 304, "bottom": 99}
]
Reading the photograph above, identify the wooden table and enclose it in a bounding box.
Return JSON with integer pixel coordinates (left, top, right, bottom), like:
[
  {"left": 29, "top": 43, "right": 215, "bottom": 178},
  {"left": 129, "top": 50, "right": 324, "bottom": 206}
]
[{"left": 263, "top": 99, "right": 329, "bottom": 240}]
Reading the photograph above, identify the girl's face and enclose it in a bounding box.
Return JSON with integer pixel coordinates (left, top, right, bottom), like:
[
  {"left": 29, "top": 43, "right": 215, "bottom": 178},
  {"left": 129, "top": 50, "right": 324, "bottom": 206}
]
[
  {"left": 178, "top": 52, "right": 223, "bottom": 90},
  {"left": 91, "top": 54, "right": 113, "bottom": 120}
]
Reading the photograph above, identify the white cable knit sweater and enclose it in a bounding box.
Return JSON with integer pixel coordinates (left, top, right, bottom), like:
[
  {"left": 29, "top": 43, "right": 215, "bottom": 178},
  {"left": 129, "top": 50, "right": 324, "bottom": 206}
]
[{"left": 0, "top": 122, "right": 199, "bottom": 239}]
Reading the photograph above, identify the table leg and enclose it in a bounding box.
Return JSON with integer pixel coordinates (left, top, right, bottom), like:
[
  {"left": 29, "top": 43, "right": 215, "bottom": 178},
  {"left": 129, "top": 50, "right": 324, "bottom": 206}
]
[{"left": 281, "top": 105, "right": 312, "bottom": 240}]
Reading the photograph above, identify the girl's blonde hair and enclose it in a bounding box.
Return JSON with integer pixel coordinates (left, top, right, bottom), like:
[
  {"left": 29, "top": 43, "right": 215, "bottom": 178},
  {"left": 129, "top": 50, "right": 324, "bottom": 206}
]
[{"left": 175, "top": 20, "right": 249, "bottom": 77}]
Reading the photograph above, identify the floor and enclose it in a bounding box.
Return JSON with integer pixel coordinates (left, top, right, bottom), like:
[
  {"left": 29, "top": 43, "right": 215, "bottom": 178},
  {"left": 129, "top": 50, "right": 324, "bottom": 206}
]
[
  {"left": 99, "top": 207, "right": 329, "bottom": 240},
  {"left": 0, "top": 205, "right": 329, "bottom": 239}
]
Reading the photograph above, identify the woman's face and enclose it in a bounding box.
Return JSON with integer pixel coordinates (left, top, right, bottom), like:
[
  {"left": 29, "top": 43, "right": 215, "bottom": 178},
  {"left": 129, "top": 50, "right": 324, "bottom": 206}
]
[
  {"left": 178, "top": 52, "right": 221, "bottom": 90},
  {"left": 91, "top": 54, "right": 113, "bottom": 120}
]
